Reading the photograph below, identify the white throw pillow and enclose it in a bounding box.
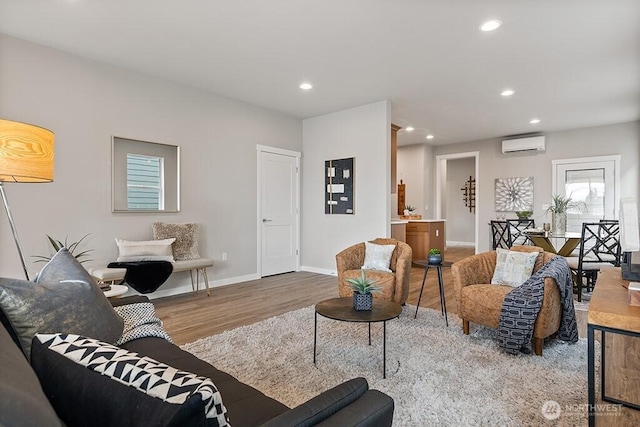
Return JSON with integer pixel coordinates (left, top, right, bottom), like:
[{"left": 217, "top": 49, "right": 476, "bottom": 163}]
[
  {"left": 115, "top": 238, "right": 176, "bottom": 262},
  {"left": 362, "top": 241, "right": 396, "bottom": 272},
  {"left": 491, "top": 248, "right": 538, "bottom": 287}
]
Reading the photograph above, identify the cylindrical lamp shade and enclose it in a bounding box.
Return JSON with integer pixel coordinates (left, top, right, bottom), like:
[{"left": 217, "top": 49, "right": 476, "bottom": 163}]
[{"left": 0, "top": 119, "right": 55, "bottom": 182}]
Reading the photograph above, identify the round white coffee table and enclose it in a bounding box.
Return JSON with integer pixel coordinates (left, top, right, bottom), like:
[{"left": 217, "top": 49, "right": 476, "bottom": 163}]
[{"left": 103, "top": 284, "right": 128, "bottom": 298}]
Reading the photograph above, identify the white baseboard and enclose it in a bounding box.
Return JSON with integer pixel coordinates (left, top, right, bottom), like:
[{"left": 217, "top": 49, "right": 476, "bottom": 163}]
[
  {"left": 446, "top": 241, "right": 475, "bottom": 247},
  {"left": 299, "top": 265, "right": 336, "bottom": 276},
  {"left": 134, "top": 268, "right": 334, "bottom": 300},
  {"left": 144, "top": 273, "right": 260, "bottom": 300}
]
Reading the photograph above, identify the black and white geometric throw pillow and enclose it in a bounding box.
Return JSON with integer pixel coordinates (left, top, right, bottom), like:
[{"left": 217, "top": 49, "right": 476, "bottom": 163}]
[{"left": 34, "top": 333, "right": 229, "bottom": 427}]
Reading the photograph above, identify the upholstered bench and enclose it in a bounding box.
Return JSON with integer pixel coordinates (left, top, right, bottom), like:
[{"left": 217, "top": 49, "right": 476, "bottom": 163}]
[{"left": 90, "top": 258, "right": 214, "bottom": 296}]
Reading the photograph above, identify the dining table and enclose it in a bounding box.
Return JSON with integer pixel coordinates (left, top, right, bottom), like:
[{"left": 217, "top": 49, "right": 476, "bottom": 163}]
[{"left": 526, "top": 231, "right": 582, "bottom": 257}]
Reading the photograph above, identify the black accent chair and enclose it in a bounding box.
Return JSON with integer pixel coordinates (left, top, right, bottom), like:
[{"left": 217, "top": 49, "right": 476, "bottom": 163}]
[{"left": 107, "top": 261, "right": 173, "bottom": 294}]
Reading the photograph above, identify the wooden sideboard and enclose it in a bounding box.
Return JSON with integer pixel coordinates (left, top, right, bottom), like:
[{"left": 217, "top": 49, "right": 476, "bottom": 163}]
[
  {"left": 405, "top": 220, "right": 445, "bottom": 261},
  {"left": 588, "top": 267, "right": 640, "bottom": 426}
]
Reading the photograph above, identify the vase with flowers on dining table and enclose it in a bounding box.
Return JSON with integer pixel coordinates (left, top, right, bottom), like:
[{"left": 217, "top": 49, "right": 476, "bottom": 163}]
[{"left": 546, "top": 194, "right": 583, "bottom": 235}]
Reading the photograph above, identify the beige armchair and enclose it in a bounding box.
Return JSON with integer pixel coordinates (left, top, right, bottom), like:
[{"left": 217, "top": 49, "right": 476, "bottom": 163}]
[
  {"left": 451, "top": 245, "right": 561, "bottom": 356},
  {"left": 336, "top": 238, "right": 412, "bottom": 305}
]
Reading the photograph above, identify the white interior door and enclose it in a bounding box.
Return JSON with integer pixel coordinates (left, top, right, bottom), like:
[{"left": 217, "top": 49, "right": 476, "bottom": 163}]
[
  {"left": 553, "top": 156, "right": 620, "bottom": 233},
  {"left": 259, "top": 149, "right": 299, "bottom": 277}
]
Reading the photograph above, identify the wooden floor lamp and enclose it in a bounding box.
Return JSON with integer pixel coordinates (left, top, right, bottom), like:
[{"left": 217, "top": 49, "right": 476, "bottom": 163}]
[{"left": 0, "top": 119, "right": 55, "bottom": 280}]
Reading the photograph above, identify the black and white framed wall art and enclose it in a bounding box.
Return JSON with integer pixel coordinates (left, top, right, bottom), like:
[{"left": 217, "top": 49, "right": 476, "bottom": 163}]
[
  {"left": 325, "top": 157, "right": 354, "bottom": 214},
  {"left": 494, "top": 176, "right": 534, "bottom": 211}
]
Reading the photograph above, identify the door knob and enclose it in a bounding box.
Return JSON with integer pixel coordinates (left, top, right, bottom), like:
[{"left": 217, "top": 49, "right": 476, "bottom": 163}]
[{"left": 262, "top": 218, "right": 272, "bottom": 222}]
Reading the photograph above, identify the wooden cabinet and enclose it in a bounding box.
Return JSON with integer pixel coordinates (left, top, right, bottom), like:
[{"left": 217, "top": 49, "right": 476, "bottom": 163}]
[
  {"left": 391, "top": 222, "right": 406, "bottom": 242},
  {"left": 588, "top": 267, "right": 640, "bottom": 422},
  {"left": 405, "top": 221, "right": 445, "bottom": 261}
]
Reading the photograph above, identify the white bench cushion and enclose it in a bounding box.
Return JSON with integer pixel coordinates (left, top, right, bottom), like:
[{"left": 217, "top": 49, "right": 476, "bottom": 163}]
[{"left": 173, "top": 258, "right": 214, "bottom": 272}]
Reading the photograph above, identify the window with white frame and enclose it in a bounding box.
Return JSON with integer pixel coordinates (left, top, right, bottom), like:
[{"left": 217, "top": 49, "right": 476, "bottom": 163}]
[
  {"left": 552, "top": 155, "right": 620, "bottom": 233},
  {"left": 126, "top": 154, "right": 165, "bottom": 210}
]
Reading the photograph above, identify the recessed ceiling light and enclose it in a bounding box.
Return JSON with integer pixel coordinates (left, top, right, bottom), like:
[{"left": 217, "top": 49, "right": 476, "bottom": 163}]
[
  {"left": 405, "top": 126, "right": 414, "bottom": 132},
  {"left": 529, "top": 118, "right": 541, "bottom": 124},
  {"left": 299, "top": 82, "right": 313, "bottom": 90},
  {"left": 426, "top": 134, "right": 434, "bottom": 140},
  {"left": 501, "top": 89, "right": 515, "bottom": 97},
  {"left": 480, "top": 20, "right": 502, "bottom": 32}
]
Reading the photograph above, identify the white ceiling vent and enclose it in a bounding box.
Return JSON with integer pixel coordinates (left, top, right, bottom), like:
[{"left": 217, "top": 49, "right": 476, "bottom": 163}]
[{"left": 501, "top": 135, "right": 546, "bottom": 154}]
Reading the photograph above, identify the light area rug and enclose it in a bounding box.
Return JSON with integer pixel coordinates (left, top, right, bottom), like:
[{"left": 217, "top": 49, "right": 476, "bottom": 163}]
[{"left": 182, "top": 305, "right": 596, "bottom": 426}]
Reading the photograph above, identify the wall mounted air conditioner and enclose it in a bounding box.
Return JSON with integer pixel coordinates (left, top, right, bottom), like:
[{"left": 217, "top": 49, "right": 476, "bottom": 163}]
[{"left": 501, "top": 135, "right": 546, "bottom": 154}]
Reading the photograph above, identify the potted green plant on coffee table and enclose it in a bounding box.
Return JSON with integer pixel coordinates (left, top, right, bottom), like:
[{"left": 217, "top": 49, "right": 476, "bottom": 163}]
[
  {"left": 428, "top": 248, "right": 442, "bottom": 265},
  {"left": 347, "top": 270, "right": 381, "bottom": 311}
]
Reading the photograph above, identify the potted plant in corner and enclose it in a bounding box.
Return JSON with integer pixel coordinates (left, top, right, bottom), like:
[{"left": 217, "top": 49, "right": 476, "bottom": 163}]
[
  {"left": 347, "top": 270, "right": 381, "bottom": 311},
  {"left": 428, "top": 248, "right": 442, "bottom": 265},
  {"left": 32, "top": 234, "right": 94, "bottom": 264}
]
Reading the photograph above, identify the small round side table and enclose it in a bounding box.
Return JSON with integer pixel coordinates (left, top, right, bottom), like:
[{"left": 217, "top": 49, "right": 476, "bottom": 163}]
[{"left": 412, "top": 260, "right": 452, "bottom": 326}]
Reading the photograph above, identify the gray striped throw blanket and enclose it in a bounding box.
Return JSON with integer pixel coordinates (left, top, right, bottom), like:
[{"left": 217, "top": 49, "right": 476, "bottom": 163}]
[{"left": 498, "top": 256, "right": 578, "bottom": 354}]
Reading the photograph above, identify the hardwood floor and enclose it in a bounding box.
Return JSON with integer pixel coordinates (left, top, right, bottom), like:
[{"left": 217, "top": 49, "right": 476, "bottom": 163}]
[
  {"left": 153, "top": 246, "right": 638, "bottom": 425},
  {"left": 154, "top": 246, "right": 474, "bottom": 345},
  {"left": 155, "top": 245, "right": 591, "bottom": 344},
  {"left": 154, "top": 247, "right": 587, "bottom": 345}
]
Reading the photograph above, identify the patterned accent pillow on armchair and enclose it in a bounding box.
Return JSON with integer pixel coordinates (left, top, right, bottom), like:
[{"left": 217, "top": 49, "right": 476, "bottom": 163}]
[
  {"left": 491, "top": 248, "right": 538, "bottom": 287},
  {"left": 362, "top": 241, "right": 396, "bottom": 272}
]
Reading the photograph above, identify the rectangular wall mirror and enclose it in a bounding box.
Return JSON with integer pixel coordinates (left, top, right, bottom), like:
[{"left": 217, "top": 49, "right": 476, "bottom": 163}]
[{"left": 112, "top": 136, "right": 180, "bottom": 212}]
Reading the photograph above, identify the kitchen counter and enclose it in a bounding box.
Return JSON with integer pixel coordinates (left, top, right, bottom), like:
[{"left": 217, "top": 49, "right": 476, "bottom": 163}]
[
  {"left": 405, "top": 220, "right": 446, "bottom": 261},
  {"left": 391, "top": 219, "right": 447, "bottom": 246}
]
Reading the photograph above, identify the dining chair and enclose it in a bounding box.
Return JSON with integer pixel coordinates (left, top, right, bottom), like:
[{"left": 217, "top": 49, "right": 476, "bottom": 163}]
[
  {"left": 566, "top": 220, "right": 622, "bottom": 301},
  {"left": 490, "top": 220, "right": 511, "bottom": 249},
  {"left": 507, "top": 219, "right": 536, "bottom": 246}
]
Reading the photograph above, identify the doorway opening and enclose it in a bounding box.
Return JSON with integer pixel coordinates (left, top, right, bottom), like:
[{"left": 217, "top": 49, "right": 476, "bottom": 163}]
[{"left": 435, "top": 152, "right": 480, "bottom": 254}]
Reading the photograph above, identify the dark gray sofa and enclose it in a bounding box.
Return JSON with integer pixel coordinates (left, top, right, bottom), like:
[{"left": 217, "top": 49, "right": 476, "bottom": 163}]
[{"left": 0, "top": 295, "right": 394, "bottom": 427}]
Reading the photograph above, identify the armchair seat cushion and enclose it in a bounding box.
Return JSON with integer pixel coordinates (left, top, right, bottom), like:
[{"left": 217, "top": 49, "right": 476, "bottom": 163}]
[
  {"left": 341, "top": 269, "right": 396, "bottom": 301},
  {"left": 565, "top": 257, "right": 615, "bottom": 270},
  {"left": 459, "top": 284, "right": 512, "bottom": 329}
]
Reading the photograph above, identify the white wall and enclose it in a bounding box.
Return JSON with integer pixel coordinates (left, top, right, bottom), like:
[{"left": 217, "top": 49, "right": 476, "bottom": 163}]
[
  {"left": 301, "top": 101, "right": 390, "bottom": 274},
  {"left": 397, "top": 144, "right": 425, "bottom": 216},
  {"left": 396, "top": 143, "right": 438, "bottom": 219},
  {"left": 0, "top": 35, "right": 302, "bottom": 294},
  {"left": 446, "top": 157, "right": 475, "bottom": 245},
  {"left": 433, "top": 121, "right": 640, "bottom": 252}
]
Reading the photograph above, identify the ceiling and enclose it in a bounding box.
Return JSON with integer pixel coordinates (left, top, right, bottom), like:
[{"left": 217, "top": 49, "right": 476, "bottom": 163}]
[{"left": 1, "top": 0, "right": 638, "bottom": 146}]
